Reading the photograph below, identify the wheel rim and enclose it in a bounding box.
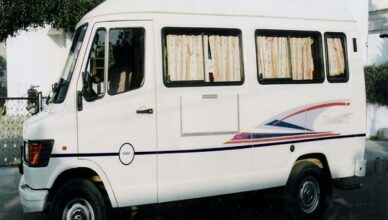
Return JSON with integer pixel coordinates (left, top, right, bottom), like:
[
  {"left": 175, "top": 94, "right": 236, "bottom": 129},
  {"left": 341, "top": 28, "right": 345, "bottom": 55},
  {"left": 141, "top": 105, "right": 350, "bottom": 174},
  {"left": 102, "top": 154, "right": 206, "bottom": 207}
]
[
  {"left": 298, "top": 177, "right": 320, "bottom": 214},
  {"left": 62, "top": 198, "right": 95, "bottom": 220}
]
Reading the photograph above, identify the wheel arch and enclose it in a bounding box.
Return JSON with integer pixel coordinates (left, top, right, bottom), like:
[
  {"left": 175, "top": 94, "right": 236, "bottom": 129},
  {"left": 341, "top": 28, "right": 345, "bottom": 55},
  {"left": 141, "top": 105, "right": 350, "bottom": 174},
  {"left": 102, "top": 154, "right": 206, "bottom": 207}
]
[
  {"left": 46, "top": 161, "right": 118, "bottom": 209},
  {"left": 294, "top": 153, "right": 332, "bottom": 179}
]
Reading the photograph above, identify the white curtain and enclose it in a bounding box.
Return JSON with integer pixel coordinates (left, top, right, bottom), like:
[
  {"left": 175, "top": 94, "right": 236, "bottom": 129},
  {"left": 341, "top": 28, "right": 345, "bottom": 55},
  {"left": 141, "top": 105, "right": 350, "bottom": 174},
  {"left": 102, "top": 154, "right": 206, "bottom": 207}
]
[
  {"left": 205, "top": 35, "right": 241, "bottom": 82},
  {"left": 289, "top": 37, "right": 315, "bottom": 80},
  {"left": 166, "top": 35, "right": 205, "bottom": 81},
  {"left": 256, "top": 36, "right": 315, "bottom": 80},
  {"left": 327, "top": 38, "right": 346, "bottom": 76},
  {"left": 256, "top": 36, "right": 290, "bottom": 79},
  {"left": 166, "top": 34, "right": 241, "bottom": 82}
]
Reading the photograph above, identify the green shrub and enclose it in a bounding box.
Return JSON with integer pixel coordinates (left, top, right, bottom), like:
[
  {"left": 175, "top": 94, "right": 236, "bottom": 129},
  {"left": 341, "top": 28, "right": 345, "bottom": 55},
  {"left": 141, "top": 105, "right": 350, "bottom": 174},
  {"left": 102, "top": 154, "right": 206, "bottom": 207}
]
[
  {"left": 364, "top": 62, "right": 388, "bottom": 106},
  {"left": 0, "top": 0, "right": 104, "bottom": 41}
]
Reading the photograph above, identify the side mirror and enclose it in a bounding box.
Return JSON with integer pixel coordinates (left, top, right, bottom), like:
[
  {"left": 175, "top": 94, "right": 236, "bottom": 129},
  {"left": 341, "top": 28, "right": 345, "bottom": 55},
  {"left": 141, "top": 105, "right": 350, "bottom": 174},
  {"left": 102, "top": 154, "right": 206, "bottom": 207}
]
[{"left": 82, "top": 71, "right": 97, "bottom": 102}]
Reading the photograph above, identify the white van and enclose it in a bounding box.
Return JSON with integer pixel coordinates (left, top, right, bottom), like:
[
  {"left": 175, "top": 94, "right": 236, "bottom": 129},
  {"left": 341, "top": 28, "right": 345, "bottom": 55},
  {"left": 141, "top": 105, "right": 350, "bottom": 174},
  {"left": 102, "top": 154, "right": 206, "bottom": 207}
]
[{"left": 19, "top": 0, "right": 367, "bottom": 219}]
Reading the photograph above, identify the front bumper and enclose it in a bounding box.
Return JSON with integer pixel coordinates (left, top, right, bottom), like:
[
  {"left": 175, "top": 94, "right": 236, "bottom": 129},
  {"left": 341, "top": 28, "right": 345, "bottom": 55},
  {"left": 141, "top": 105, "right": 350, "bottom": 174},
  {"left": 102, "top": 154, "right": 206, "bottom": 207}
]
[{"left": 19, "top": 176, "right": 48, "bottom": 213}]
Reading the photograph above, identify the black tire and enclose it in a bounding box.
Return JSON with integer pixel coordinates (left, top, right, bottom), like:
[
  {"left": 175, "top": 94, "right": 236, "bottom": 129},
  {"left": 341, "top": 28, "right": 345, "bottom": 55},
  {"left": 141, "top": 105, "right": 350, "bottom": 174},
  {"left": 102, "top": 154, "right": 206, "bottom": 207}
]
[
  {"left": 50, "top": 178, "right": 107, "bottom": 220},
  {"left": 283, "top": 161, "right": 332, "bottom": 220}
]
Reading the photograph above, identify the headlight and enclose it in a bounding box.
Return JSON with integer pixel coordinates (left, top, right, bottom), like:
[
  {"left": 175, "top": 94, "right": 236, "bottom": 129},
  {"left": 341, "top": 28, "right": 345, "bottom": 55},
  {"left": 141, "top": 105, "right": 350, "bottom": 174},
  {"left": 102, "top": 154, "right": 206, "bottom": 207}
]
[{"left": 25, "top": 140, "right": 54, "bottom": 167}]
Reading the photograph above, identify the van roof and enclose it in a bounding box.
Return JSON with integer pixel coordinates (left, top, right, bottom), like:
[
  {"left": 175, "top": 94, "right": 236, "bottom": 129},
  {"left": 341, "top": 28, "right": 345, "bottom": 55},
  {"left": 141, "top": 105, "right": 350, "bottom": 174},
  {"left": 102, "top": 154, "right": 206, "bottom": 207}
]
[{"left": 82, "top": 0, "right": 355, "bottom": 24}]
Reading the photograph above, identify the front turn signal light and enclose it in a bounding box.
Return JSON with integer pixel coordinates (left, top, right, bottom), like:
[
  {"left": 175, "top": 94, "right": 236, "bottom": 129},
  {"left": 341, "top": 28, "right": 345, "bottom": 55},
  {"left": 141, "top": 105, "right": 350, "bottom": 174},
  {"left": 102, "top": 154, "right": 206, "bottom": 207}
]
[
  {"left": 29, "top": 143, "right": 42, "bottom": 166},
  {"left": 24, "top": 140, "right": 54, "bottom": 167}
]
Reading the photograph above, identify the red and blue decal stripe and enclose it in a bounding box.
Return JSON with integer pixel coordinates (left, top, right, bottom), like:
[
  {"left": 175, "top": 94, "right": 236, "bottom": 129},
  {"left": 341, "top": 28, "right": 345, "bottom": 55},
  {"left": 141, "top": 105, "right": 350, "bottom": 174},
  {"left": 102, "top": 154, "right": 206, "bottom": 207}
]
[
  {"left": 225, "top": 101, "right": 350, "bottom": 145},
  {"left": 224, "top": 132, "right": 338, "bottom": 144}
]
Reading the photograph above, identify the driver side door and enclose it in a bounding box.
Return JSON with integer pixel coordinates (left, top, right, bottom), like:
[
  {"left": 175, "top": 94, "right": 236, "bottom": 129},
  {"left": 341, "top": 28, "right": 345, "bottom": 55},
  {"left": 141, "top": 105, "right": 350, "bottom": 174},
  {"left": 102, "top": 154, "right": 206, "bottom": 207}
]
[{"left": 76, "top": 21, "right": 157, "bottom": 207}]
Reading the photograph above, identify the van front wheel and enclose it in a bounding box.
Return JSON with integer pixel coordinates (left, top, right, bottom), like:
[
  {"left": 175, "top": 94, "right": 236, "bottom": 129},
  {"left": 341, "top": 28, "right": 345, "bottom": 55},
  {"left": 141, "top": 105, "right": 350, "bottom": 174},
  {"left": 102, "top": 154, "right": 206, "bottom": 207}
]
[
  {"left": 50, "top": 178, "right": 107, "bottom": 220},
  {"left": 283, "top": 161, "right": 330, "bottom": 219}
]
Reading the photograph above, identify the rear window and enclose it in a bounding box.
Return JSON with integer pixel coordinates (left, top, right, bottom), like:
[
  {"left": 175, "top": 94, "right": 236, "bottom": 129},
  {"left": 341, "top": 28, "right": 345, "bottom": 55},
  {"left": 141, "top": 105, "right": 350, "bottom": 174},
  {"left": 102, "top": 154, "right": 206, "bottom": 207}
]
[{"left": 325, "top": 33, "right": 349, "bottom": 82}]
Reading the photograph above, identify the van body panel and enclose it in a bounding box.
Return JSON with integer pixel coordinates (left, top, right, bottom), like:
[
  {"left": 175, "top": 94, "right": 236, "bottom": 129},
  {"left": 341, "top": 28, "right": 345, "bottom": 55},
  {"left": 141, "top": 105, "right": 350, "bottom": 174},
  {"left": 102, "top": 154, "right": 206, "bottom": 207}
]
[
  {"left": 152, "top": 13, "right": 365, "bottom": 203},
  {"left": 20, "top": 1, "right": 366, "bottom": 212},
  {"left": 80, "top": 0, "right": 354, "bottom": 25}
]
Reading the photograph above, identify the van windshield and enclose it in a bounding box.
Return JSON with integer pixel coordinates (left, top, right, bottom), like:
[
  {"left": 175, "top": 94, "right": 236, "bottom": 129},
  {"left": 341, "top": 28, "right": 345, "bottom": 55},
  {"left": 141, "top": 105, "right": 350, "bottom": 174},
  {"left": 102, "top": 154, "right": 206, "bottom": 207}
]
[{"left": 51, "top": 24, "right": 88, "bottom": 103}]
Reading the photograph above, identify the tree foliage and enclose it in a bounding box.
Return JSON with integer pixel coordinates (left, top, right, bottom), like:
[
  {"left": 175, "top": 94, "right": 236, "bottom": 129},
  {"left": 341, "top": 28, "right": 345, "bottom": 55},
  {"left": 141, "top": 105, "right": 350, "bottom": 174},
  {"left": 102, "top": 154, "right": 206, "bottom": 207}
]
[
  {"left": 0, "top": 56, "right": 5, "bottom": 99},
  {"left": 0, "top": 0, "right": 104, "bottom": 41},
  {"left": 0, "top": 56, "right": 5, "bottom": 77},
  {"left": 365, "top": 62, "right": 388, "bottom": 106}
]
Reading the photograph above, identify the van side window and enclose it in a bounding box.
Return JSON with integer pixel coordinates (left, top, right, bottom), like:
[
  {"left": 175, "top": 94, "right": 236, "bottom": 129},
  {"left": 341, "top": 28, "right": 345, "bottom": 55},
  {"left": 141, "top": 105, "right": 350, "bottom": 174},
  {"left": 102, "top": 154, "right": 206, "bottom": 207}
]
[
  {"left": 255, "top": 30, "right": 324, "bottom": 84},
  {"left": 108, "top": 28, "right": 145, "bottom": 95},
  {"left": 85, "top": 28, "right": 106, "bottom": 98},
  {"left": 325, "top": 33, "right": 348, "bottom": 82},
  {"left": 163, "top": 28, "right": 243, "bottom": 87}
]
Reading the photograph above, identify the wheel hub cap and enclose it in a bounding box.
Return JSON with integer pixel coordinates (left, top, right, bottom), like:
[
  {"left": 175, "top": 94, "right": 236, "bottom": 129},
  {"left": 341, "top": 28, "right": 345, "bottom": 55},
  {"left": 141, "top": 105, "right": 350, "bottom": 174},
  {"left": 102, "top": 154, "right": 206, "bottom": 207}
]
[
  {"left": 298, "top": 177, "right": 320, "bottom": 214},
  {"left": 63, "top": 198, "right": 95, "bottom": 220}
]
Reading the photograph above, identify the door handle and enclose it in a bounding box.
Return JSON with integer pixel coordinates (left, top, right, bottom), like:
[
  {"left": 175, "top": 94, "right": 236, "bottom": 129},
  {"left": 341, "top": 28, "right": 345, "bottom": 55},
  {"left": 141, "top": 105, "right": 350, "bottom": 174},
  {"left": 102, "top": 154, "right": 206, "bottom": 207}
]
[{"left": 136, "top": 108, "right": 153, "bottom": 114}]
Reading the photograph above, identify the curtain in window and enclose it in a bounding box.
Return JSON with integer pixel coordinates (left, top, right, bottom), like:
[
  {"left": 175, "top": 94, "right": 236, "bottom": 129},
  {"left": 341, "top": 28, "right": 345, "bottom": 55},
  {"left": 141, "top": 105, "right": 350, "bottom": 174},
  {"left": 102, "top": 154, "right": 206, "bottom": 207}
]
[
  {"left": 327, "top": 38, "right": 345, "bottom": 76},
  {"left": 256, "top": 36, "right": 290, "bottom": 79},
  {"left": 166, "top": 35, "right": 204, "bottom": 81},
  {"left": 289, "top": 37, "right": 315, "bottom": 80},
  {"left": 205, "top": 35, "right": 241, "bottom": 82}
]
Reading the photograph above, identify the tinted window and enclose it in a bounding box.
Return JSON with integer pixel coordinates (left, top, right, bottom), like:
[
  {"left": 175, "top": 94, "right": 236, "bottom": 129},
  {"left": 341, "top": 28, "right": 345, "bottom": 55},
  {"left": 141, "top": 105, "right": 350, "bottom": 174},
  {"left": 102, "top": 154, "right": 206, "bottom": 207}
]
[
  {"left": 108, "top": 28, "right": 145, "bottom": 95},
  {"left": 84, "top": 28, "right": 106, "bottom": 99}
]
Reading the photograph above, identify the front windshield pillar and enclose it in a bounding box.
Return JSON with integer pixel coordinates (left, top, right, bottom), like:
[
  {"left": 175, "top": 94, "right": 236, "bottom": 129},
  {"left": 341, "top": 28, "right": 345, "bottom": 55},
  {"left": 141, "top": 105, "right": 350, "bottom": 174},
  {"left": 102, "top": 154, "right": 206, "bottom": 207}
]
[{"left": 51, "top": 24, "right": 88, "bottom": 104}]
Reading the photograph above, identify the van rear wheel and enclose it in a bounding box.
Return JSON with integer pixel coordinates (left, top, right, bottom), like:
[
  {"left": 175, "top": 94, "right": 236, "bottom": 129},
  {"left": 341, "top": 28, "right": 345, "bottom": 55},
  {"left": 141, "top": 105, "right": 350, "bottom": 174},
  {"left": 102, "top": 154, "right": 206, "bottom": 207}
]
[
  {"left": 283, "top": 161, "right": 331, "bottom": 219},
  {"left": 50, "top": 178, "right": 107, "bottom": 220}
]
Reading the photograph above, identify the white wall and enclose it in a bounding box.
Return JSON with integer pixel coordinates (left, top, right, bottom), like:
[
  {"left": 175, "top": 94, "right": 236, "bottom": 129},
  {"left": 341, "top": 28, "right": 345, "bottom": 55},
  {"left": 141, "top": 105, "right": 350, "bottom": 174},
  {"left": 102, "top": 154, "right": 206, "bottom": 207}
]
[
  {"left": 367, "top": 105, "right": 388, "bottom": 137},
  {"left": 367, "top": 32, "right": 388, "bottom": 64},
  {"left": 368, "top": 0, "right": 388, "bottom": 65},
  {"left": 6, "top": 25, "right": 71, "bottom": 97},
  {"left": 366, "top": 0, "right": 388, "bottom": 137},
  {"left": 370, "top": 0, "right": 388, "bottom": 11}
]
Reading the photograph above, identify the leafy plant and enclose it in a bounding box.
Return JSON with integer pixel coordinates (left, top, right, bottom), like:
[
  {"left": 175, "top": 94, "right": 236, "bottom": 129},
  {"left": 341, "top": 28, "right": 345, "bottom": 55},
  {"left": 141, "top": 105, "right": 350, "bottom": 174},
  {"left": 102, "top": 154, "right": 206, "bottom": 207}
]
[
  {"left": 0, "top": 0, "right": 104, "bottom": 41},
  {"left": 0, "top": 56, "right": 6, "bottom": 111},
  {"left": 0, "top": 56, "right": 5, "bottom": 77},
  {"left": 364, "top": 62, "right": 388, "bottom": 106}
]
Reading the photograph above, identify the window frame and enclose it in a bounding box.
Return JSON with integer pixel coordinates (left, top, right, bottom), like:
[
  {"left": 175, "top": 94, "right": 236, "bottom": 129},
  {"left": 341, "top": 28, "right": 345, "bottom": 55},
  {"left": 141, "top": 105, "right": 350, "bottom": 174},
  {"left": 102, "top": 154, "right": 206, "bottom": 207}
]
[
  {"left": 162, "top": 27, "right": 245, "bottom": 88},
  {"left": 107, "top": 27, "right": 146, "bottom": 96},
  {"left": 255, "top": 29, "right": 325, "bottom": 85},
  {"left": 324, "top": 32, "right": 349, "bottom": 83},
  {"left": 84, "top": 27, "right": 107, "bottom": 101}
]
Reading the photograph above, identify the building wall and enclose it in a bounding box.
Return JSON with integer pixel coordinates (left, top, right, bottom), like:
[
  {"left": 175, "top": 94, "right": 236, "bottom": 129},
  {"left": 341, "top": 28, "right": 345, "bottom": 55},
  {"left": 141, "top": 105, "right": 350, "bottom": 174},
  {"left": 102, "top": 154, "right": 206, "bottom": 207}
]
[
  {"left": 370, "top": 0, "right": 388, "bottom": 11},
  {"left": 367, "top": 105, "right": 388, "bottom": 137},
  {"left": 366, "top": 0, "right": 388, "bottom": 137},
  {"left": 367, "top": 33, "right": 388, "bottom": 65},
  {"left": 6, "top": 25, "right": 71, "bottom": 97},
  {"left": 368, "top": 0, "right": 388, "bottom": 65}
]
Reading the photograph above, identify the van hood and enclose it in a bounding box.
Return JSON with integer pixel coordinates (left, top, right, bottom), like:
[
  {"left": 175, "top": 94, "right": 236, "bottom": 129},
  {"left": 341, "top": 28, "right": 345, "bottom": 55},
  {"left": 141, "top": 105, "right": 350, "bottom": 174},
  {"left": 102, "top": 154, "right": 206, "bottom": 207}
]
[{"left": 23, "top": 111, "right": 59, "bottom": 140}]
